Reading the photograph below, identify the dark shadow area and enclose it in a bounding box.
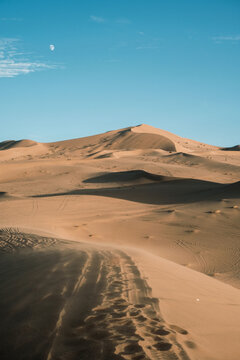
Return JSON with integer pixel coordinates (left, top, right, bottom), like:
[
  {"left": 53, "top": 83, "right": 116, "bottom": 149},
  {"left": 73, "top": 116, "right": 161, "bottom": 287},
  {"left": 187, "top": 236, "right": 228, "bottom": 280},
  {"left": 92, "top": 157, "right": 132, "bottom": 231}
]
[
  {"left": 0, "top": 192, "right": 12, "bottom": 202},
  {"left": 0, "top": 230, "right": 188, "bottom": 360},
  {"left": 0, "top": 245, "right": 125, "bottom": 360},
  {"left": 31, "top": 179, "right": 240, "bottom": 205},
  {"left": 83, "top": 170, "right": 174, "bottom": 184},
  {"left": 0, "top": 140, "right": 18, "bottom": 150},
  {"left": 0, "top": 247, "right": 84, "bottom": 360},
  {"left": 224, "top": 181, "right": 240, "bottom": 194}
]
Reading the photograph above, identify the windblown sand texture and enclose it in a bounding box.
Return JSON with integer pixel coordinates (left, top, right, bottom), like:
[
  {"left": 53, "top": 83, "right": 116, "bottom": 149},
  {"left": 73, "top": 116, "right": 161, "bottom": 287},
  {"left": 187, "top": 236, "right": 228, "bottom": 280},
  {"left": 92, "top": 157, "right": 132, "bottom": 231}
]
[{"left": 0, "top": 124, "right": 240, "bottom": 360}]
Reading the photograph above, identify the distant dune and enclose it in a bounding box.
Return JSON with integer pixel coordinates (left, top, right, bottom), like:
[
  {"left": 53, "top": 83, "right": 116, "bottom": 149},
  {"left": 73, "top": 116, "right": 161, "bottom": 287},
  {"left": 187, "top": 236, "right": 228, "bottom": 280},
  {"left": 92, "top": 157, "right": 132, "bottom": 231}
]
[
  {"left": 221, "top": 144, "right": 240, "bottom": 151},
  {"left": 0, "top": 139, "right": 37, "bottom": 150},
  {"left": 0, "top": 124, "right": 240, "bottom": 360},
  {"left": 48, "top": 125, "right": 176, "bottom": 153}
]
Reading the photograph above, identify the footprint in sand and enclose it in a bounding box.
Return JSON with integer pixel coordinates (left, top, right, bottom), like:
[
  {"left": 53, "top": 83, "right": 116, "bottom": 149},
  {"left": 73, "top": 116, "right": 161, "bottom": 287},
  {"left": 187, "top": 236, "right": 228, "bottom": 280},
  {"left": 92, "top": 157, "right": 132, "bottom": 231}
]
[
  {"left": 129, "top": 309, "right": 141, "bottom": 317},
  {"left": 123, "top": 342, "right": 143, "bottom": 354},
  {"left": 169, "top": 324, "right": 188, "bottom": 335},
  {"left": 135, "top": 315, "right": 147, "bottom": 322},
  {"left": 185, "top": 340, "right": 197, "bottom": 349},
  {"left": 134, "top": 303, "right": 146, "bottom": 308},
  {"left": 151, "top": 327, "right": 170, "bottom": 336},
  {"left": 153, "top": 342, "right": 172, "bottom": 351}
]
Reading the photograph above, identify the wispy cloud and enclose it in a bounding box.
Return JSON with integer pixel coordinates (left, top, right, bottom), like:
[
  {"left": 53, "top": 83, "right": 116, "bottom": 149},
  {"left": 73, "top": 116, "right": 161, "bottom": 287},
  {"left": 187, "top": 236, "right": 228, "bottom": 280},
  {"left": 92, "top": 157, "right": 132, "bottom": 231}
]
[
  {"left": 90, "top": 15, "right": 105, "bottom": 23},
  {"left": 212, "top": 35, "right": 240, "bottom": 42},
  {"left": 0, "top": 38, "right": 58, "bottom": 78}
]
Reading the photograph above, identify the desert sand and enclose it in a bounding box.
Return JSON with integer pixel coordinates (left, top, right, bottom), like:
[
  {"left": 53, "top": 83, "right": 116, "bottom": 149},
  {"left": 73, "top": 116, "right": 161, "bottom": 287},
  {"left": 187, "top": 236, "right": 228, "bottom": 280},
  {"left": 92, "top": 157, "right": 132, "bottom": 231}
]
[{"left": 0, "top": 124, "right": 240, "bottom": 360}]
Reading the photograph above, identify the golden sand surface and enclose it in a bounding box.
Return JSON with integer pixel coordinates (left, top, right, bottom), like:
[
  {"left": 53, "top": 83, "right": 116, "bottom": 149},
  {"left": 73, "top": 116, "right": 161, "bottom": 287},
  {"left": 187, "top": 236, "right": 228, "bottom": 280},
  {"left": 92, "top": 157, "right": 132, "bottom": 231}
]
[{"left": 0, "top": 124, "right": 240, "bottom": 359}]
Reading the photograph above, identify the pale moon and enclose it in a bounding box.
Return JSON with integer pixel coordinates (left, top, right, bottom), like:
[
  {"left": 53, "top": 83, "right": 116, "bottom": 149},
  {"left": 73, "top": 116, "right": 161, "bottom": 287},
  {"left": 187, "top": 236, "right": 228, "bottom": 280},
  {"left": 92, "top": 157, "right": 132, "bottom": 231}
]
[{"left": 49, "top": 44, "right": 55, "bottom": 51}]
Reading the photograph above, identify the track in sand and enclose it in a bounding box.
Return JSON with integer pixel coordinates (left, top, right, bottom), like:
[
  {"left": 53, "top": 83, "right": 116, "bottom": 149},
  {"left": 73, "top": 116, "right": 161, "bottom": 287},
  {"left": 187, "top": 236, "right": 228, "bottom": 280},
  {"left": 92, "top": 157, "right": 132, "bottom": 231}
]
[{"left": 0, "top": 229, "right": 191, "bottom": 360}]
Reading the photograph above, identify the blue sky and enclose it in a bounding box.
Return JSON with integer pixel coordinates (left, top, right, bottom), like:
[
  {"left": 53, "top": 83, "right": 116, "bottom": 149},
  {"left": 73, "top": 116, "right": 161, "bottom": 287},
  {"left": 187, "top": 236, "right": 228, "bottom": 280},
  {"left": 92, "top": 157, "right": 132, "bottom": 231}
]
[{"left": 0, "top": 0, "right": 240, "bottom": 146}]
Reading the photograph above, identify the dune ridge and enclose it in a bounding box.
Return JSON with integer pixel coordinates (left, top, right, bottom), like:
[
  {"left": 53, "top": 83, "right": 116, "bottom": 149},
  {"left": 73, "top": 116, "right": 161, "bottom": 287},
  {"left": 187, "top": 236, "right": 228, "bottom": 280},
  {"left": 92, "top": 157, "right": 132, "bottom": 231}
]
[{"left": 47, "top": 125, "right": 177, "bottom": 153}]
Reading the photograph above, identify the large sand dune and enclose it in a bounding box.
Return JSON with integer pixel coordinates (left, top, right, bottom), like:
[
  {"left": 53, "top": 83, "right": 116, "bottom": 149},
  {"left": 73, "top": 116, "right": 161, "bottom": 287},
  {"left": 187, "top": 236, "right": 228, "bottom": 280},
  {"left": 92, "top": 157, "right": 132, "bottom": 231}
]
[{"left": 0, "top": 124, "right": 240, "bottom": 359}]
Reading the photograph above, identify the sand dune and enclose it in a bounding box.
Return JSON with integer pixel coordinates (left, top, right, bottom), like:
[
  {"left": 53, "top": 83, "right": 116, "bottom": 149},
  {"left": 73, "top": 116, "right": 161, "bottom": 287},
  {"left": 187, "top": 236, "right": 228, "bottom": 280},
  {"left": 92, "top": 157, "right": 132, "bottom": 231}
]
[
  {"left": 0, "top": 124, "right": 240, "bottom": 359},
  {"left": 1, "top": 229, "right": 240, "bottom": 360},
  {"left": 221, "top": 145, "right": 240, "bottom": 151},
  {"left": 48, "top": 125, "right": 176, "bottom": 153},
  {"left": 0, "top": 139, "right": 37, "bottom": 150},
  {"left": 132, "top": 124, "right": 218, "bottom": 153}
]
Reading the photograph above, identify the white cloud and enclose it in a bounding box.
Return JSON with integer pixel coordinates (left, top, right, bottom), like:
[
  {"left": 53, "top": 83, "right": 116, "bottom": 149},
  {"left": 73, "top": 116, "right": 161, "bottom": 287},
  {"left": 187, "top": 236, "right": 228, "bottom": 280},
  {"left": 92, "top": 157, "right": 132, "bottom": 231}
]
[
  {"left": 212, "top": 35, "right": 240, "bottom": 42},
  {"left": 0, "top": 38, "right": 57, "bottom": 78},
  {"left": 0, "top": 59, "right": 55, "bottom": 78},
  {"left": 90, "top": 15, "right": 105, "bottom": 23}
]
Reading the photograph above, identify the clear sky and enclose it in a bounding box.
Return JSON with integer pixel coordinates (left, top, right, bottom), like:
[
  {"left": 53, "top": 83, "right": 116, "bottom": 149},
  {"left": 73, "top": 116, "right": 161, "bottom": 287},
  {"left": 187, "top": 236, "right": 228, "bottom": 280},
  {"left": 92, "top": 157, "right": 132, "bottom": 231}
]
[{"left": 0, "top": 0, "right": 239, "bottom": 146}]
